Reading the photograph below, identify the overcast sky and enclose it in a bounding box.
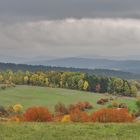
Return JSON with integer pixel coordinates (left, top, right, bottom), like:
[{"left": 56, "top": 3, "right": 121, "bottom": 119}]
[{"left": 0, "top": 0, "right": 140, "bottom": 60}]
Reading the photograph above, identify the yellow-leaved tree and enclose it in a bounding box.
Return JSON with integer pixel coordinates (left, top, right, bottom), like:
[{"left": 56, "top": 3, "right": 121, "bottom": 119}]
[{"left": 83, "top": 81, "right": 89, "bottom": 91}]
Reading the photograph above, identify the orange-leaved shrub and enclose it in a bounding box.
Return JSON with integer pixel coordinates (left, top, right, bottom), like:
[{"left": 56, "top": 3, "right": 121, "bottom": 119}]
[
  {"left": 70, "top": 108, "right": 90, "bottom": 122},
  {"left": 23, "top": 106, "right": 52, "bottom": 122},
  {"left": 91, "top": 108, "right": 134, "bottom": 123}
]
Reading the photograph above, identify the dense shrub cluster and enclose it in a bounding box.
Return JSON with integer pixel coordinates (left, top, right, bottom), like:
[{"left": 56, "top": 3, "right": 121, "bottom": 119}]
[
  {"left": 0, "top": 70, "right": 137, "bottom": 96},
  {"left": 54, "top": 102, "right": 93, "bottom": 117},
  {"left": 0, "top": 102, "right": 136, "bottom": 123},
  {"left": 23, "top": 107, "right": 52, "bottom": 122},
  {"left": 70, "top": 108, "right": 90, "bottom": 122},
  {"left": 91, "top": 108, "right": 134, "bottom": 123}
]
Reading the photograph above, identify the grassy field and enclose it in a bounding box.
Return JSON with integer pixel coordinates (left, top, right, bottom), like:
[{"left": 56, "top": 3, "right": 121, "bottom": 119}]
[
  {"left": 0, "top": 86, "right": 139, "bottom": 140},
  {"left": 0, "top": 85, "right": 137, "bottom": 111},
  {"left": 0, "top": 122, "right": 140, "bottom": 140}
]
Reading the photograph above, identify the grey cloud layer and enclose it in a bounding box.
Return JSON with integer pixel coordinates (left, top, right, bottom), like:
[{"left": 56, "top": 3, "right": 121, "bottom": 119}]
[
  {"left": 0, "top": 18, "right": 140, "bottom": 58},
  {"left": 0, "top": 0, "right": 140, "bottom": 21}
]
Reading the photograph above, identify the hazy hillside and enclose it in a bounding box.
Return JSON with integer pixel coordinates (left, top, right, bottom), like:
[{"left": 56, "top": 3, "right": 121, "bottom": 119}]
[
  {"left": 29, "top": 57, "right": 140, "bottom": 74},
  {"left": 1, "top": 55, "right": 140, "bottom": 74}
]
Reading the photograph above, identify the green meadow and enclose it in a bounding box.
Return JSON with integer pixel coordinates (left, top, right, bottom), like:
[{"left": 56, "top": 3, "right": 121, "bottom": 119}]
[
  {"left": 0, "top": 85, "right": 137, "bottom": 112},
  {"left": 0, "top": 86, "right": 139, "bottom": 140},
  {"left": 0, "top": 123, "right": 140, "bottom": 140}
]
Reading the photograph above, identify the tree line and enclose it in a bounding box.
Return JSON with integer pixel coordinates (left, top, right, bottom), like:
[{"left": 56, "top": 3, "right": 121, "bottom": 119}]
[
  {"left": 0, "top": 62, "right": 139, "bottom": 79},
  {"left": 0, "top": 70, "right": 138, "bottom": 96}
]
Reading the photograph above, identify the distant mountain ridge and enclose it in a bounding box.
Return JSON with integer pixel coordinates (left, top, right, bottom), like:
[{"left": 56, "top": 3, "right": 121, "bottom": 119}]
[
  {"left": 1, "top": 55, "right": 140, "bottom": 74},
  {"left": 28, "top": 57, "right": 140, "bottom": 74}
]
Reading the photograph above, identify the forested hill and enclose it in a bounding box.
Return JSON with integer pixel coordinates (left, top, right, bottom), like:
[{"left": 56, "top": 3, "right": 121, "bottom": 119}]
[{"left": 0, "top": 62, "right": 139, "bottom": 79}]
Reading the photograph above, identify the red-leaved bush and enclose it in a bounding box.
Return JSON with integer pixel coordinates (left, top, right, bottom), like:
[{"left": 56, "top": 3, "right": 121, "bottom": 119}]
[
  {"left": 91, "top": 108, "right": 134, "bottom": 123},
  {"left": 70, "top": 108, "right": 90, "bottom": 122},
  {"left": 68, "top": 101, "right": 93, "bottom": 112},
  {"left": 23, "top": 106, "right": 52, "bottom": 122}
]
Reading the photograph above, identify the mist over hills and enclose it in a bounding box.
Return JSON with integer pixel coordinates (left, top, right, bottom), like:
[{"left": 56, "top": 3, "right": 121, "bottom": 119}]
[{"left": 28, "top": 57, "right": 140, "bottom": 74}]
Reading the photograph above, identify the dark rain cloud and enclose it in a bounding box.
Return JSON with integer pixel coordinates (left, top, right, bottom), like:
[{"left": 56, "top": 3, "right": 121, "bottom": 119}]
[
  {"left": 0, "top": 0, "right": 140, "bottom": 60},
  {"left": 0, "top": 0, "right": 140, "bottom": 21}
]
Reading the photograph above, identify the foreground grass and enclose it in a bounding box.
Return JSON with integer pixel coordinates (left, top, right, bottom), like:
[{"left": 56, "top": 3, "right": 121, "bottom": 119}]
[
  {"left": 0, "top": 123, "right": 140, "bottom": 140},
  {"left": 0, "top": 85, "right": 137, "bottom": 111}
]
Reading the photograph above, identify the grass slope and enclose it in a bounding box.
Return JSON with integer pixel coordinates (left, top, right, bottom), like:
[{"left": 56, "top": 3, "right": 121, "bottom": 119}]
[
  {"left": 0, "top": 123, "right": 140, "bottom": 140},
  {"left": 0, "top": 85, "right": 137, "bottom": 111}
]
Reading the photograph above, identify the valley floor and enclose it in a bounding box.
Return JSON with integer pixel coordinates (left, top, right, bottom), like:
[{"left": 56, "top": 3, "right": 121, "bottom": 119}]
[{"left": 0, "top": 123, "right": 140, "bottom": 140}]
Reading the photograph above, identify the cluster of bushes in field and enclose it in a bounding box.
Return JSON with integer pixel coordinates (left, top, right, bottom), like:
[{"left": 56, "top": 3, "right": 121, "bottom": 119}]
[
  {"left": 97, "top": 97, "right": 128, "bottom": 109},
  {"left": 0, "top": 70, "right": 138, "bottom": 96},
  {"left": 97, "top": 98, "right": 109, "bottom": 105},
  {"left": 17, "top": 106, "right": 135, "bottom": 123},
  {"left": 0, "top": 104, "right": 23, "bottom": 122},
  {"left": 0, "top": 101, "right": 138, "bottom": 123}
]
